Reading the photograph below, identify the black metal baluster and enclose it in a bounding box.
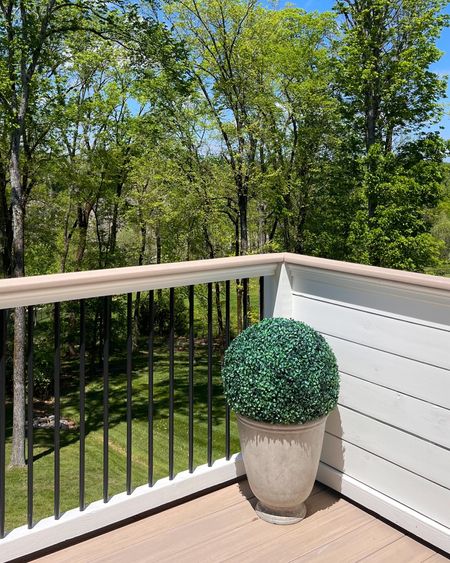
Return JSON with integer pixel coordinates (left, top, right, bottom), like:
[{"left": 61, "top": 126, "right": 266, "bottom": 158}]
[
  {"left": 188, "top": 285, "right": 194, "bottom": 473},
  {"left": 126, "top": 293, "right": 133, "bottom": 495},
  {"left": 0, "top": 310, "right": 7, "bottom": 539},
  {"left": 27, "top": 306, "right": 34, "bottom": 528},
  {"left": 225, "top": 281, "right": 231, "bottom": 460},
  {"left": 259, "top": 276, "right": 265, "bottom": 320},
  {"left": 79, "top": 300, "right": 86, "bottom": 511},
  {"left": 103, "top": 296, "right": 110, "bottom": 503},
  {"left": 168, "top": 288, "right": 175, "bottom": 480},
  {"left": 243, "top": 278, "right": 249, "bottom": 330},
  {"left": 54, "top": 303, "right": 61, "bottom": 520},
  {"left": 207, "top": 282, "right": 213, "bottom": 467},
  {"left": 148, "top": 290, "right": 154, "bottom": 487}
]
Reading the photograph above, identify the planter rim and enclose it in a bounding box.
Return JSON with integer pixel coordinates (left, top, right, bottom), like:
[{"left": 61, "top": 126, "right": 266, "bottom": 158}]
[{"left": 236, "top": 413, "right": 328, "bottom": 432}]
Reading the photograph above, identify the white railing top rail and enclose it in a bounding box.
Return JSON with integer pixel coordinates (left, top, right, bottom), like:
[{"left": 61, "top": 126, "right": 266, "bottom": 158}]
[
  {"left": 0, "top": 254, "right": 283, "bottom": 308},
  {"left": 285, "top": 253, "right": 450, "bottom": 293},
  {"left": 0, "top": 252, "right": 448, "bottom": 308}
]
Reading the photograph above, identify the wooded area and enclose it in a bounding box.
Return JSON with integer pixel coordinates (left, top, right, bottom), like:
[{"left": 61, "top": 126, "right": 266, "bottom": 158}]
[{"left": 0, "top": 0, "right": 449, "bottom": 469}]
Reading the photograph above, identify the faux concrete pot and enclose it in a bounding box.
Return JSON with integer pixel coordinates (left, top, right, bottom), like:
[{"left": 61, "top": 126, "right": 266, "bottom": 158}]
[{"left": 237, "top": 413, "right": 327, "bottom": 525}]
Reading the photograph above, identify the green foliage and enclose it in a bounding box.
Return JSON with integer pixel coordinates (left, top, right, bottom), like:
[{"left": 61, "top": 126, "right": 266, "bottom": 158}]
[
  {"left": 348, "top": 135, "right": 447, "bottom": 271},
  {"left": 31, "top": 346, "right": 54, "bottom": 400},
  {"left": 335, "top": 0, "right": 448, "bottom": 138},
  {"left": 221, "top": 317, "right": 339, "bottom": 425},
  {"left": 1, "top": 0, "right": 446, "bottom": 280},
  {"left": 430, "top": 162, "right": 450, "bottom": 271},
  {"left": 333, "top": 0, "right": 449, "bottom": 269}
]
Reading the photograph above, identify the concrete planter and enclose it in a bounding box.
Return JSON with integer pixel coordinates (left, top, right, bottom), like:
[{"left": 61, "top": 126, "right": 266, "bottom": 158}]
[{"left": 237, "top": 413, "right": 327, "bottom": 525}]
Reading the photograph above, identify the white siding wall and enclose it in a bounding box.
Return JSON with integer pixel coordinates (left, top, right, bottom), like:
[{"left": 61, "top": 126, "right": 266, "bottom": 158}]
[{"left": 287, "top": 263, "right": 450, "bottom": 553}]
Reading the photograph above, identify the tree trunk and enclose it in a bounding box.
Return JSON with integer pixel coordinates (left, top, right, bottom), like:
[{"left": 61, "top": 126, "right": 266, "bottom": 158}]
[
  {"left": 108, "top": 176, "right": 125, "bottom": 266},
  {"left": 156, "top": 226, "right": 161, "bottom": 265},
  {"left": 155, "top": 225, "right": 163, "bottom": 333},
  {"left": 10, "top": 126, "right": 26, "bottom": 467},
  {"left": 61, "top": 207, "right": 75, "bottom": 273},
  {"left": 269, "top": 217, "right": 278, "bottom": 244},
  {"left": 258, "top": 203, "right": 266, "bottom": 250},
  {"left": 294, "top": 204, "right": 308, "bottom": 255},
  {"left": 0, "top": 163, "right": 12, "bottom": 278},
  {"left": 238, "top": 190, "right": 248, "bottom": 256},
  {"left": 10, "top": 307, "right": 26, "bottom": 467},
  {"left": 133, "top": 223, "right": 147, "bottom": 345},
  {"left": 364, "top": 64, "right": 381, "bottom": 221},
  {"left": 75, "top": 203, "right": 92, "bottom": 271},
  {"left": 62, "top": 204, "right": 92, "bottom": 356},
  {"left": 385, "top": 127, "right": 393, "bottom": 154},
  {"left": 282, "top": 192, "right": 293, "bottom": 252},
  {"left": 202, "top": 224, "right": 224, "bottom": 341}
]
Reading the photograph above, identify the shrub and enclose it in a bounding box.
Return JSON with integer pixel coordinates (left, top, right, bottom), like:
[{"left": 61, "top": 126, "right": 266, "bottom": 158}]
[
  {"left": 32, "top": 356, "right": 53, "bottom": 399},
  {"left": 138, "top": 289, "right": 187, "bottom": 336},
  {"left": 222, "top": 317, "right": 339, "bottom": 424}
]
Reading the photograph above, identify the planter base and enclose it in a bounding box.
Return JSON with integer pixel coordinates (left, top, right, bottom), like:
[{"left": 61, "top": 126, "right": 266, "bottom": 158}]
[
  {"left": 237, "top": 413, "right": 328, "bottom": 526},
  {"left": 255, "top": 501, "right": 307, "bottom": 525}
]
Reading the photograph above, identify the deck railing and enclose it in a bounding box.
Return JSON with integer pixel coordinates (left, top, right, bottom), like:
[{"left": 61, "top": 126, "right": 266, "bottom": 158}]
[
  {"left": 0, "top": 253, "right": 449, "bottom": 560},
  {"left": 0, "top": 254, "right": 283, "bottom": 561}
]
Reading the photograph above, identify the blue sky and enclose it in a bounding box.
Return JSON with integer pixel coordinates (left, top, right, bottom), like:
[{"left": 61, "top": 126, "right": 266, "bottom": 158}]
[{"left": 283, "top": 0, "right": 450, "bottom": 140}]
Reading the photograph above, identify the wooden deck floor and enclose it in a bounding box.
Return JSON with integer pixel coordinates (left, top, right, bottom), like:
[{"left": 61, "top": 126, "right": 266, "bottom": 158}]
[{"left": 34, "top": 481, "right": 446, "bottom": 562}]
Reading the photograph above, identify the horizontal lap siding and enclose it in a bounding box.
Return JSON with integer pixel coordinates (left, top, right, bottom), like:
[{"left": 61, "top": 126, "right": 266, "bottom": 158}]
[
  {"left": 290, "top": 283, "right": 450, "bottom": 534},
  {"left": 326, "top": 406, "right": 450, "bottom": 489},
  {"left": 321, "top": 434, "right": 450, "bottom": 528},
  {"left": 289, "top": 264, "right": 450, "bottom": 326},
  {"left": 292, "top": 293, "right": 450, "bottom": 369},
  {"left": 337, "top": 373, "right": 450, "bottom": 448},
  {"left": 324, "top": 336, "right": 450, "bottom": 410}
]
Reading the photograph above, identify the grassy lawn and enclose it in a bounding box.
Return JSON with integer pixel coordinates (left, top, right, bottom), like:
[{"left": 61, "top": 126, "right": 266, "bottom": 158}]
[
  {"left": 425, "top": 261, "right": 450, "bottom": 277},
  {"left": 4, "top": 341, "right": 240, "bottom": 532},
  {"left": 3, "top": 279, "right": 260, "bottom": 533}
]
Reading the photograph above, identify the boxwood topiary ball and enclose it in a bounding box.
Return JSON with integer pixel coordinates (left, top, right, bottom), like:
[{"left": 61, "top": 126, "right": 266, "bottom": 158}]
[{"left": 222, "top": 317, "right": 339, "bottom": 425}]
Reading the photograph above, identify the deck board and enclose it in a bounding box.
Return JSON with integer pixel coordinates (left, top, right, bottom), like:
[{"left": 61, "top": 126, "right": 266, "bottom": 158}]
[
  {"left": 33, "top": 481, "right": 444, "bottom": 563},
  {"left": 292, "top": 519, "right": 402, "bottom": 562},
  {"left": 360, "top": 536, "right": 438, "bottom": 562}
]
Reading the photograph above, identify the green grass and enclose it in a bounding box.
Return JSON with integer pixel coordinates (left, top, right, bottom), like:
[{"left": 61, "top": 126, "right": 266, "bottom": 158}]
[
  {"left": 425, "top": 261, "right": 450, "bottom": 277},
  {"left": 3, "top": 279, "right": 260, "bottom": 533},
  {"left": 4, "top": 342, "right": 239, "bottom": 532}
]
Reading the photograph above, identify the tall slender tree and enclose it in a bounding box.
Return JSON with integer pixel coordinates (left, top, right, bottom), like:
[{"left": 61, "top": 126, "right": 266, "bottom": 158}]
[
  {"left": 335, "top": 0, "right": 449, "bottom": 268},
  {"left": 0, "top": 0, "right": 186, "bottom": 466},
  {"left": 169, "top": 0, "right": 267, "bottom": 256}
]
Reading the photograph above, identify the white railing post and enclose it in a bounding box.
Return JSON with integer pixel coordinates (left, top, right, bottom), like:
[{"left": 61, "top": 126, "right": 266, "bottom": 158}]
[{"left": 263, "top": 262, "right": 292, "bottom": 319}]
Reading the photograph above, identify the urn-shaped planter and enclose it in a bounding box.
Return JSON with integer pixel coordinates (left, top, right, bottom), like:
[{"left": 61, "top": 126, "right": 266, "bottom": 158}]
[
  {"left": 237, "top": 414, "right": 327, "bottom": 524},
  {"left": 222, "top": 317, "right": 339, "bottom": 525}
]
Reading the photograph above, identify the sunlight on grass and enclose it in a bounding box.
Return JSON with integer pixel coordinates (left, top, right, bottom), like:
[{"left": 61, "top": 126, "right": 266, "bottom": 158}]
[
  {"left": 4, "top": 344, "right": 240, "bottom": 532},
  {"left": 3, "top": 279, "right": 260, "bottom": 533}
]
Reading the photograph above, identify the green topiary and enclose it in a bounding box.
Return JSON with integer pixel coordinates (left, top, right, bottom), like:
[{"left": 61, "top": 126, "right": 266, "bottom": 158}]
[{"left": 222, "top": 317, "right": 339, "bottom": 425}]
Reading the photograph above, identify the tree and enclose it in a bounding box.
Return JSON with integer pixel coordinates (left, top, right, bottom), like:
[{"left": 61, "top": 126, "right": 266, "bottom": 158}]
[
  {"left": 431, "top": 162, "right": 450, "bottom": 273},
  {"left": 335, "top": 0, "right": 449, "bottom": 268},
  {"left": 253, "top": 8, "right": 341, "bottom": 254},
  {"left": 0, "top": 0, "right": 185, "bottom": 466},
  {"left": 1, "top": 0, "right": 71, "bottom": 466},
  {"left": 169, "top": 0, "right": 270, "bottom": 256},
  {"left": 348, "top": 133, "right": 447, "bottom": 270}
]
